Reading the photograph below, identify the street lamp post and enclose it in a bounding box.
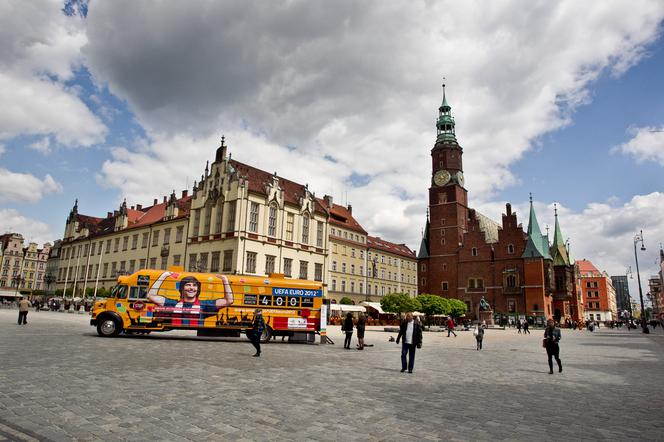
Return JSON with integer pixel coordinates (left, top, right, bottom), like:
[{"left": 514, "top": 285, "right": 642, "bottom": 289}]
[
  {"left": 367, "top": 257, "right": 377, "bottom": 302},
  {"left": 633, "top": 230, "right": 649, "bottom": 334}
]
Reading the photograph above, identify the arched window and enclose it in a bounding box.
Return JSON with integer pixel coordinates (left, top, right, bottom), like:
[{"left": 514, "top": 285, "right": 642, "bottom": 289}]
[
  {"left": 268, "top": 204, "right": 278, "bottom": 237},
  {"left": 506, "top": 274, "right": 517, "bottom": 288},
  {"left": 214, "top": 198, "right": 224, "bottom": 234},
  {"left": 507, "top": 244, "right": 514, "bottom": 254},
  {"left": 471, "top": 247, "right": 478, "bottom": 256}
]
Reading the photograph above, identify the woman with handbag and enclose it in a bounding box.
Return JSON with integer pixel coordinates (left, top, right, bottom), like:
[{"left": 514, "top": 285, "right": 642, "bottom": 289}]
[{"left": 544, "top": 319, "right": 563, "bottom": 374}]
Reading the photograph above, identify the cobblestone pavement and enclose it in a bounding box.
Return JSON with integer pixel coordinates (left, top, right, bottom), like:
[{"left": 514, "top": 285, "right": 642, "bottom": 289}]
[{"left": 1, "top": 309, "right": 663, "bottom": 441}]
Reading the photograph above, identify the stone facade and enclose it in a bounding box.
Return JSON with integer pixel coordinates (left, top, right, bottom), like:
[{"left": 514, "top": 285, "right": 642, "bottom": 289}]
[
  {"left": 578, "top": 259, "right": 617, "bottom": 322},
  {"left": 0, "top": 233, "right": 51, "bottom": 291}
]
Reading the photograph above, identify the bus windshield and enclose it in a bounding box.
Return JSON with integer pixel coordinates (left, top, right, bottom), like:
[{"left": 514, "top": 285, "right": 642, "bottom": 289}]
[{"left": 109, "top": 285, "right": 128, "bottom": 299}]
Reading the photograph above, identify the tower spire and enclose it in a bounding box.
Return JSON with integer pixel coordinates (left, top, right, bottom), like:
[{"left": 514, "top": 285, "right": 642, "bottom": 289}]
[
  {"left": 522, "top": 193, "right": 552, "bottom": 259},
  {"left": 550, "top": 203, "right": 571, "bottom": 266},
  {"left": 436, "top": 81, "right": 456, "bottom": 143}
]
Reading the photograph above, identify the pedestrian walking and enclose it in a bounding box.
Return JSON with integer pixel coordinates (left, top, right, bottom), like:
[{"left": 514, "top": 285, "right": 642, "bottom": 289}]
[
  {"left": 523, "top": 320, "right": 530, "bottom": 334},
  {"left": 516, "top": 320, "right": 522, "bottom": 333},
  {"left": 248, "top": 309, "right": 265, "bottom": 357},
  {"left": 342, "top": 312, "right": 354, "bottom": 349},
  {"left": 17, "top": 297, "right": 31, "bottom": 325},
  {"left": 543, "top": 319, "right": 563, "bottom": 374},
  {"left": 396, "top": 313, "right": 423, "bottom": 373},
  {"left": 356, "top": 312, "right": 366, "bottom": 350},
  {"left": 474, "top": 323, "right": 485, "bottom": 350},
  {"left": 446, "top": 317, "right": 457, "bottom": 337}
]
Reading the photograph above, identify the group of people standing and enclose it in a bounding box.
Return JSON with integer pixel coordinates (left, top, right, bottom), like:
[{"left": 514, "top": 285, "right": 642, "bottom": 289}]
[{"left": 341, "top": 312, "right": 366, "bottom": 350}]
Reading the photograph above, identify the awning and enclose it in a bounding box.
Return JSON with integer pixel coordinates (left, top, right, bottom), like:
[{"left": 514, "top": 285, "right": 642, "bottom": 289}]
[
  {"left": 330, "top": 304, "right": 366, "bottom": 312},
  {"left": 360, "top": 301, "right": 385, "bottom": 314}
]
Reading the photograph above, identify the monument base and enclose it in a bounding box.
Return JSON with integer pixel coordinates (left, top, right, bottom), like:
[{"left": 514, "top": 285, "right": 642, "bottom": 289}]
[{"left": 479, "top": 310, "right": 494, "bottom": 326}]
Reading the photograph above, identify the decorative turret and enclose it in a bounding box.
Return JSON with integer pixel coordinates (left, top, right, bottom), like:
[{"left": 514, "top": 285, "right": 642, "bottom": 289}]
[
  {"left": 417, "top": 209, "right": 430, "bottom": 259},
  {"left": 165, "top": 190, "right": 179, "bottom": 220},
  {"left": 215, "top": 135, "right": 227, "bottom": 163},
  {"left": 115, "top": 199, "right": 129, "bottom": 231},
  {"left": 522, "top": 194, "right": 552, "bottom": 259},
  {"left": 435, "top": 84, "right": 457, "bottom": 144},
  {"left": 550, "top": 204, "right": 571, "bottom": 266}
]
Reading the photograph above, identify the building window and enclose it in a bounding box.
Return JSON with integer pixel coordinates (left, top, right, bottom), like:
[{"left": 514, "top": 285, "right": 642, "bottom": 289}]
[
  {"left": 215, "top": 199, "right": 224, "bottom": 234},
  {"left": 283, "top": 258, "right": 292, "bottom": 277},
  {"left": 301, "top": 214, "right": 310, "bottom": 244},
  {"left": 468, "top": 278, "right": 484, "bottom": 290},
  {"left": 223, "top": 250, "right": 233, "bottom": 272},
  {"left": 471, "top": 247, "right": 478, "bottom": 256},
  {"left": 341, "top": 280, "right": 346, "bottom": 292},
  {"left": 421, "top": 263, "right": 427, "bottom": 272},
  {"left": 152, "top": 230, "right": 160, "bottom": 246},
  {"left": 129, "top": 259, "right": 136, "bottom": 273},
  {"left": 173, "top": 255, "right": 181, "bottom": 267},
  {"left": 90, "top": 243, "right": 96, "bottom": 256},
  {"left": 139, "top": 259, "right": 146, "bottom": 269},
  {"left": 132, "top": 234, "right": 138, "bottom": 249},
  {"left": 203, "top": 203, "right": 212, "bottom": 236},
  {"left": 249, "top": 202, "right": 259, "bottom": 233},
  {"left": 114, "top": 238, "right": 119, "bottom": 252},
  {"left": 299, "top": 261, "right": 308, "bottom": 279},
  {"left": 163, "top": 228, "right": 171, "bottom": 244},
  {"left": 285, "top": 213, "right": 294, "bottom": 241},
  {"left": 265, "top": 255, "right": 276, "bottom": 275},
  {"left": 342, "top": 263, "right": 347, "bottom": 273},
  {"left": 314, "top": 263, "right": 323, "bottom": 281},
  {"left": 141, "top": 233, "right": 149, "bottom": 248},
  {"left": 351, "top": 264, "right": 355, "bottom": 275},
  {"left": 246, "top": 252, "right": 257, "bottom": 274},
  {"left": 350, "top": 281, "right": 355, "bottom": 293},
  {"left": 331, "top": 279, "right": 336, "bottom": 291},
  {"left": 332, "top": 261, "right": 337, "bottom": 272},
  {"left": 268, "top": 204, "right": 277, "bottom": 237},
  {"left": 122, "top": 236, "right": 128, "bottom": 251},
  {"left": 199, "top": 253, "right": 208, "bottom": 272},
  {"left": 102, "top": 263, "right": 108, "bottom": 278},
  {"left": 507, "top": 244, "right": 514, "bottom": 254},
  {"left": 506, "top": 274, "right": 517, "bottom": 288},
  {"left": 192, "top": 209, "right": 201, "bottom": 237},
  {"left": 316, "top": 221, "right": 324, "bottom": 247},
  {"left": 226, "top": 201, "right": 236, "bottom": 231},
  {"left": 149, "top": 257, "right": 157, "bottom": 269},
  {"left": 188, "top": 254, "right": 197, "bottom": 271},
  {"left": 210, "top": 252, "right": 220, "bottom": 272},
  {"left": 442, "top": 281, "right": 449, "bottom": 291},
  {"left": 160, "top": 256, "right": 168, "bottom": 270}
]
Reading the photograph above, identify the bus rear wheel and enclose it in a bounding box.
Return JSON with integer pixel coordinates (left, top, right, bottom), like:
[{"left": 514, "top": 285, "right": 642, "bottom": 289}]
[{"left": 97, "top": 318, "right": 121, "bottom": 337}]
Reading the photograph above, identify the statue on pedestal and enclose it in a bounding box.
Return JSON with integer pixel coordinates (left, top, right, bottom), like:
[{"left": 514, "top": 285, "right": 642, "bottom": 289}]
[{"left": 479, "top": 296, "right": 491, "bottom": 311}]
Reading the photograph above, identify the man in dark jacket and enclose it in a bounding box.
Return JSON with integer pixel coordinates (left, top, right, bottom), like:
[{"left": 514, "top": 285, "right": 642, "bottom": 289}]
[
  {"left": 396, "top": 313, "right": 423, "bottom": 373},
  {"left": 249, "top": 309, "right": 266, "bottom": 357}
]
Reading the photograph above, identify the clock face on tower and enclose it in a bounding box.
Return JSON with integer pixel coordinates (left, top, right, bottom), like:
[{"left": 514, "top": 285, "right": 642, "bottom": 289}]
[
  {"left": 433, "top": 170, "right": 451, "bottom": 187},
  {"left": 456, "top": 171, "right": 464, "bottom": 187}
]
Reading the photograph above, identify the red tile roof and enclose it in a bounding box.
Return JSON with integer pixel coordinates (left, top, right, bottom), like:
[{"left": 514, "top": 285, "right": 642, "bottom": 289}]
[
  {"left": 368, "top": 235, "right": 416, "bottom": 259},
  {"left": 328, "top": 204, "right": 367, "bottom": 235},
  {"left": 230, "top": 160, "right": 327, "bottom": 215},
  {"left": 576, "top": 259, "right": 601, "bottom": 276}
]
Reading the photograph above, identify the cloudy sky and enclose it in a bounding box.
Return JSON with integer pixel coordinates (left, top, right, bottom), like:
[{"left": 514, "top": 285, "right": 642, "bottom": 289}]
[{"left": 2, "top": 0, "right": 664, "bottom": 299}]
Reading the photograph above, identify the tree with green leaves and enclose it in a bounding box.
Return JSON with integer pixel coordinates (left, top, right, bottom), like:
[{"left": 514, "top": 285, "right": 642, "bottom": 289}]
[
  {"left": 339, "top": 296, "right": 353, "bottom": 305},
  {"left": 415, "top": 294, "right": 450, "bottom": 324},
  {"left": 380, "top": 293, "right": 421, "bottom": 315},
  {"left": 447, "top": 298, "right": 468, "bottom": 318}
]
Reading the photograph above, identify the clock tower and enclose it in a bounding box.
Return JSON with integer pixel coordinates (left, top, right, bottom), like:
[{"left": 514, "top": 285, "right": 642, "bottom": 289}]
[{"left": 418, "top": 85, "right": 469, "bottom": 295}]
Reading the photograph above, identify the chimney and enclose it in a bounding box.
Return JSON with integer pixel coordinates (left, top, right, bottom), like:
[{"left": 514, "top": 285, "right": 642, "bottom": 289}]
[
  {"left": 136, "top": 204, "right": 142, "bottom": 211},
  {"left": 324, "top": 195, "right": 333, "bottom": 208},
  {"left": 107, "top": 212, "right": 112, "bottom": 218},
  {"left": 347, "top": 204, "right": 352, "bottom": 214},
  {"left": 153, "top": 198, "right": 158, "bottom": 206},
  {"left": 181, "top": 190, "right": 188, "bottom": 198},
  {"left": 163, "top": 196, "right": 167, "bottom": 203},
  {"left": 506, "top": 203, "right": 512, "bottom": 215}
]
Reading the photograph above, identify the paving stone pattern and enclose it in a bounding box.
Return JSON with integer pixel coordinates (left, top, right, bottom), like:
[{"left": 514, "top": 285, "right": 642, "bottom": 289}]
[{"left": 1, "top": 310, "right": 663, "bottom": 441}]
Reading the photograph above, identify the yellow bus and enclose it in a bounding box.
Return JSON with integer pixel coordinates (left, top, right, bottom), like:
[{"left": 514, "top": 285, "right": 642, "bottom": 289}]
[{"left": 90, "top": 268, "right": 325, "bottom": 342}]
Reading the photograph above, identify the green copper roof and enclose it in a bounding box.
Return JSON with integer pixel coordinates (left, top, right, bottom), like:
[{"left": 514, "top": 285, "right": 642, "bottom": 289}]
[
  {"left": 550, "top": 205, "right": 571, "bottom": 266},
  {"left": 522, "top": 196, "right": 552, "bottom": 259},
  {"left": 417, "top": 218, "right": 430, "bottom": 259},
  {"left": 436, "top": 85, "right": 457, "bottom": 143}
]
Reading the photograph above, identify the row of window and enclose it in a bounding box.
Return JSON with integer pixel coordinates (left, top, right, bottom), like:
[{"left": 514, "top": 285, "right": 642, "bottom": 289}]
[
  {"left": 585, "top": 281, "right": 599, "bottom": 288},
  {"left": 330, "top": 279, "right": 416, "bottom": 296},
  {"left": 330, "top": 227, "right": 365, "bottom": 243},
  {"left": 587, "top": 302, "right": 601, "bottom": 309},
  {"left": 0, "top": 279, "right": 41, "bottom": 289},
  {"left": 330, "top": 261, "right": 416, "bottom": 284},
  {"left": 61, "top": 226, "right": 186, "bottom": 261},
  {"left": 58, "top": 254, "right": 182, "bottom": 282},
  {"left": 586, "top": 291, "right": 600, "bottom": 298}
]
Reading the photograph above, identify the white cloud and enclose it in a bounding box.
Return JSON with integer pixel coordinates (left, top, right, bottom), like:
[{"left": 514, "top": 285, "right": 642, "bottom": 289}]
[
  {"left": 0, "top": 144, "right": 5, "bottom": 156},
  {"left": 0, "top": 209, "right": 55, "bottom": 245},
  {"left": 615, "top": 126, "right": 664, "bottom": 165},
  {"left": 27, "top": 137, "right": 51, "bottom": 154},
  {"left": 86, "top": 1, "right": 664, "bottom": 251},
  {"left": 0, "top": 0, "right": 106, "bottom": 146},
  {"left": 0, "top": 168, "right": 63, "bottom": 203}
]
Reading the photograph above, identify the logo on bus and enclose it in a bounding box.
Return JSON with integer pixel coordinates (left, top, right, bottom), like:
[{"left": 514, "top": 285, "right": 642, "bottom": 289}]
[{"left": 133, "top": 301, "right": 145, "bottom": 311}]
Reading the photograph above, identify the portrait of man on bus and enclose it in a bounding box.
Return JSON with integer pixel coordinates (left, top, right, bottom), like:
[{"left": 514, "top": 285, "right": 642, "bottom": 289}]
[{"left": 147, "top": 273, "right": 234, "bottom": 318}]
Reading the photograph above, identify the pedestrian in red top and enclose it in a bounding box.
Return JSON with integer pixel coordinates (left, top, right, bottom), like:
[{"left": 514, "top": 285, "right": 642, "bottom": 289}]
[{"left": 447, "top": 317, "right": 457, "bottom": 337}]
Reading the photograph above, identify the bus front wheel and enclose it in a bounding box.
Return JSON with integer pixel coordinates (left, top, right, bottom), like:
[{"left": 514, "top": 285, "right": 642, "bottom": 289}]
[{"left": 97, "top": 318, "right": 121, "bottom": 337}]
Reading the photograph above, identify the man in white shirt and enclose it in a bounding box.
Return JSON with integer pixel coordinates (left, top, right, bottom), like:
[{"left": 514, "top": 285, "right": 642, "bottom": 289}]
[{"left": 396, "top": 313, "right": 423, "bottom": 373}]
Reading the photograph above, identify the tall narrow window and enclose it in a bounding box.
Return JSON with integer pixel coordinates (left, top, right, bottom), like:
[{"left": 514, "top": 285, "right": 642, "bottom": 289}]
[
  {"left": 152, "top": 230, "right": 159, "bottom": 247},
  {"left": 175, "top": 226, "right": 184, "bottom": 243},
  {"left": 131, "top": 234, "right": 138, "bottom": 249},
  {"left": 203, "top": 202, "right": 212, "bottom": 236},
  {"left": 301, "top": 214, "right": 310, "bottom": 244},
  {"left": 285, "top": 213, "right": 294, "bottom": 240},
  {"left": 283, "top": 258, "right": 292, "bottom": 277},
  {"left": 226, "top": 201, "right": 236, "bottom": 231},
  {"left": 249, "top": 202, "right": 259, "bottom": 233},
  {"left": 215, "top": 199, "right": 224, "bottom": 234},
  {"left": 163, "top": 228, "right": 171, "bottom": 244},
  {"left": 314, "top": 263, "right": 323, "bottom": 281},
  {"left": 223, "top": 250, "right": 233, "bottom": 272},
  {"left": 316, "top": 220, "right": 324, "bottom": 247},
  {"left": 188, "top": 254, "right": 197, "bottom": 271},
  {"left": 268, "top": 204, "right": 277, "bottom": 237},
  {"left": 265, "top": 255, "right": 276, "bottom": 274},
  {"left": 246, "top": 252, "right": 257, "bottom": 273},
  {"left": 199, "top": 253, "right": 208, "bottom": 272},
  {"left": 210, "top": 252, "right": 220, "bottom": 272},
  {"left": 192, "top": 209, "right": 200, "bottom": 237},
  {"left": 299, "top": 260, "right": 308, "bottom": 279}
]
